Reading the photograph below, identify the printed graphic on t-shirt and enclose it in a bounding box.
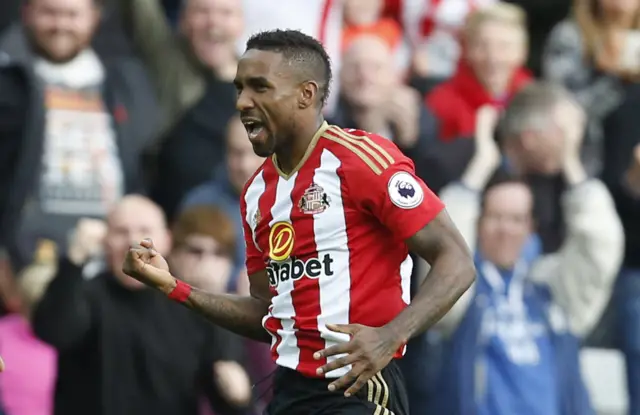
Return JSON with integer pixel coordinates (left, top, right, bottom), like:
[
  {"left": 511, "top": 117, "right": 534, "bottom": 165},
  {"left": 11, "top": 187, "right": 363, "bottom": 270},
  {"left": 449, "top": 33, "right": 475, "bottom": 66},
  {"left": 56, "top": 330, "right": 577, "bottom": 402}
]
[{"left": 40, "top": 85, "right": 123, "bottom": 216}]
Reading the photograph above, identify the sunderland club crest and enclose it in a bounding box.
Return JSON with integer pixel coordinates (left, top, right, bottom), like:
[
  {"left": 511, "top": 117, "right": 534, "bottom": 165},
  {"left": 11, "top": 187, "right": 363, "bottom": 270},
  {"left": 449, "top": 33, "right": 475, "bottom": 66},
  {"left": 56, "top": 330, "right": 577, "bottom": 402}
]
[{"left": 298, "top": 182, "right": 330, "bottom": 214}]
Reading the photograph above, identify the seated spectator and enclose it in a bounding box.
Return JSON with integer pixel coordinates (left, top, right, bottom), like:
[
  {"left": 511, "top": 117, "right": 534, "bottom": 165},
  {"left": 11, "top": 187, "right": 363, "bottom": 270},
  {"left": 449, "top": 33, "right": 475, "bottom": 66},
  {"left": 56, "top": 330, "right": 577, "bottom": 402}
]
[
  {"left": 0, "top": 0, "right": 156, "bottom": 280},
  {"left": 169, "top": 205, "right": 268, "bottom": 412},
  {"left": 543, "top": 0, "right": 640, "bottom": 176},
  {"left": 0, "top": 241, "right": 57, "bottom": 415},
  {"left": 433, "top": 99, "right": 624, "bottom": 415},
  {"left": 117, "top": 0, "right": 243, "bottom": 220},
  {"left": 32, "top": 195, "right": 250, "bottom": 415},
  {"left": 180, "top": 115, "right": 265, "bottom": 292},
  {"left": 342, "top": 0, "right": 404, "bottom": 60},
  {"left": 331, "top": 35, "right": 438, "bottom": 163},
  {"left": 426, "top": 2, "right": 531, "bottom": 141},
  {"left": 382, "top": 0, "right": 498, "bottom": 81}
]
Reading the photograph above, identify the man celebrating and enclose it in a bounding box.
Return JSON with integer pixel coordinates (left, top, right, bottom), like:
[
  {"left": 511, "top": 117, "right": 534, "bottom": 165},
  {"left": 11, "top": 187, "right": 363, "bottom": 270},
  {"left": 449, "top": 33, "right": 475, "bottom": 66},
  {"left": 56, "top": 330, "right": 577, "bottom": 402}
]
[{"left": 123, "top": 29, "right": 475, "bottom": 414}]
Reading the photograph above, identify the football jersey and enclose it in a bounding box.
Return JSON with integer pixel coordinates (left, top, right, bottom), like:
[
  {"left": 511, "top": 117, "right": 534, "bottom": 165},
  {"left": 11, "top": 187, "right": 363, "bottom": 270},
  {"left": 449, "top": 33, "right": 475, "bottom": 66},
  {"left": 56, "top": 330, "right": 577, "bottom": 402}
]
[{"left": 240, "top": 122, "right": 445, "bottom": 378}]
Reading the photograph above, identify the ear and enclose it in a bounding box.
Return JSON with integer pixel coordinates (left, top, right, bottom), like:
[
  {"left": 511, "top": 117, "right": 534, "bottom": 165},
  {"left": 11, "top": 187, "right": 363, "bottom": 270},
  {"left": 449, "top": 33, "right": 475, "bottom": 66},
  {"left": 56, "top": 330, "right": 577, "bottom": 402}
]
[{"left": 298, "top": 80, "right": 319, "bottom": 110}]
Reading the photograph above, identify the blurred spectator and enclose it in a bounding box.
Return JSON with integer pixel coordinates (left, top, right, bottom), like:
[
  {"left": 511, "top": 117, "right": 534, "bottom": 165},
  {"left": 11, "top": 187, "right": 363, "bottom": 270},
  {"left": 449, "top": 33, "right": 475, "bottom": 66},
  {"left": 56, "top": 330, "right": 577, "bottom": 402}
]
[
  {"left": 32, "top": 196, "right": 249, "bottom": 415},
  {"left": 342, "top": 0, "right": 404, "bottom": 62},
  {"left": 118, "top": 0, "right": 242, "bottom": 221},
  {"left": 331, "top": 35, "right": 437, "bottom": 163},
  {"left": 497, "top": 83, "right": 581, "bottom": 252},
  {"left": 237, "top": 0, "right": 343, "bottom": 114},
  {"left": 543, "top": 0, "right": 640, "bottom": 176},
  {"left": 382, "top": 0, "right": 498, "bottom": 82},
  {"left": 0, "top": 0, "right": 156, "bottom": 279},
  {"left": 180, "top": 116, "right": 264, "bottom": 291},
  {"left": 0, "top": 241, "right": 57, "bottom": 415},
  {"left": 169, "top": 205, "right": 269, "bottom": 412},
  {"left": 426, "top": 2, "right": 531, "bottom": 141},
  {"left": 433, "top": 101, "right": 624, "bottom": 414},
  {"left": 503, "top": 0, "right": 571, "bottom": 75}
]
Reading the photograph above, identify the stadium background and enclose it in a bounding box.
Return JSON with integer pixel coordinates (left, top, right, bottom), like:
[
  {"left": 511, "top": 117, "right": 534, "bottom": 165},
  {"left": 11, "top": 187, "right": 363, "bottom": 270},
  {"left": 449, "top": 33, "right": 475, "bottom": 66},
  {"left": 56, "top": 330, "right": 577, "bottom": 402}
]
[{"left": 0, "top": 0, "right": 637, "bottom": 414}]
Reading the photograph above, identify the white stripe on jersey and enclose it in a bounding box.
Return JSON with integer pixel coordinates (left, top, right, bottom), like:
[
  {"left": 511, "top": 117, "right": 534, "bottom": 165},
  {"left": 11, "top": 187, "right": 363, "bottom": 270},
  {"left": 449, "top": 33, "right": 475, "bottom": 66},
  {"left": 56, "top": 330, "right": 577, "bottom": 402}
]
[
  {"left": 269, "top": 174, "right": 300, "bottom": 370},
  {"left": 400, "top": 255, "right": 413, "bottom": 305},
  {"left": 244, "top": 170, "right": 266, "bottom": 250},
  {"left": 313, "top": 149, "right": 352, "bottom": 378}
]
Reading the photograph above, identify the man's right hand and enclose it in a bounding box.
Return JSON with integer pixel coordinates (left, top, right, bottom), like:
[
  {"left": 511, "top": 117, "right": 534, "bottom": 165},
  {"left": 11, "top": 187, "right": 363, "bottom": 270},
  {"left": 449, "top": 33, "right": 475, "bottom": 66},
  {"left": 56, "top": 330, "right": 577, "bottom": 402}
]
[{"left": 122, "top": 239, "right": 176, "bottom": 294}]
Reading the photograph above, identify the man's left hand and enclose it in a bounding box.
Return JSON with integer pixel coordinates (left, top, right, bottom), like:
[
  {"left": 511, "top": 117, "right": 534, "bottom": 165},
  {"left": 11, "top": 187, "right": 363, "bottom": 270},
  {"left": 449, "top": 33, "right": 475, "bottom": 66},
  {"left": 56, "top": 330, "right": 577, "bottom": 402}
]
[{"left": 314, "top": 324, "right": 403, "bottom": 397}]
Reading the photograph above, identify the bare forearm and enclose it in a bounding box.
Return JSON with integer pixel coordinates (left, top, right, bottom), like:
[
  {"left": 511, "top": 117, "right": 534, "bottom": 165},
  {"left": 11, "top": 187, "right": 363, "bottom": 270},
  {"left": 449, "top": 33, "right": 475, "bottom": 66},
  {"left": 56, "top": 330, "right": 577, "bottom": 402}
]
[
  {"left": 387, "top": 255, "right": 475, "bottom": 342},
  {"left": 184, "top": 287, "right": 271, "bottom": 343}
]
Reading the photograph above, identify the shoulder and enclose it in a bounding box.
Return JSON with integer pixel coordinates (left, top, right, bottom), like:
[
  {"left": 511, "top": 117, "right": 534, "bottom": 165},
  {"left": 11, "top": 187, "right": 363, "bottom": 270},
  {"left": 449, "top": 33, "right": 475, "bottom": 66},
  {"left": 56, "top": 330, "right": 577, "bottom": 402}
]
[{"left": 320, "top": 124, "right": 413, "bottom": 177}]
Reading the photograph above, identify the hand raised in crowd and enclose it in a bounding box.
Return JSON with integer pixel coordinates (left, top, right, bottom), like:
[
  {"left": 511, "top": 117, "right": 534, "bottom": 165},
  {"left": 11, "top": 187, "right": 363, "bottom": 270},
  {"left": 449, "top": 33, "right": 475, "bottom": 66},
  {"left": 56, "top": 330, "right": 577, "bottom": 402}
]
[
  {"left": 213, "top": 361, "right": 252, "bottom": 407},
  {"left": 122, "top": 239, "right": 175, "bottom": 295},
  {"left": 461, "top": 105, "right": 502, "bottom": 190},
  {"left": 558, "top": 98, "right": 588, "bottom": 184},
  {"left": 385, "top": 86, "right": 422, "bottom": 148},
  {"left": 626, "top": 143, "right": 640, "bottom": 197},
  {"left": 314, "top": 323, "right": 403, "bottom": 397},
  {"left": 67, "top": 218, "right": 108, "bottom": 266}
]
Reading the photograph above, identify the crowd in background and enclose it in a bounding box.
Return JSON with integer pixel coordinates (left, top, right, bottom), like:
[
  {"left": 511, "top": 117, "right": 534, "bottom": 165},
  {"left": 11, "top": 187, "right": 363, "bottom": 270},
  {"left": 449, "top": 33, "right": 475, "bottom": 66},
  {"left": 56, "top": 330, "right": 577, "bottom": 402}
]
[{"left": 0, "top": 0, "right": 638, "bottom": 414}]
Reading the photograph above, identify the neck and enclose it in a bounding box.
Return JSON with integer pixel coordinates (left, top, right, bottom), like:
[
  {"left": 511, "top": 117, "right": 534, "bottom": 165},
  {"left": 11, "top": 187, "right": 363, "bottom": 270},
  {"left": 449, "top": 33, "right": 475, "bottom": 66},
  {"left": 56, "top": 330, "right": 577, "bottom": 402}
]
[
  {"left": 275, "top": 115, "right": 324, "bottom": 174},
  {"left": 482, "top": 77, "right": 511, "bottom": 98}
]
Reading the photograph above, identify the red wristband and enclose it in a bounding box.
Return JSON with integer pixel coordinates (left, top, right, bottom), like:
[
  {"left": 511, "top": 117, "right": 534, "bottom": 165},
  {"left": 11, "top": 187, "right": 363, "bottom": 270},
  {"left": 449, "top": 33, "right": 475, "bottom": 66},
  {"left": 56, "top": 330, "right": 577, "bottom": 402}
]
[{"left": 167, "top": 279, "right": 192, "bottom": 303}]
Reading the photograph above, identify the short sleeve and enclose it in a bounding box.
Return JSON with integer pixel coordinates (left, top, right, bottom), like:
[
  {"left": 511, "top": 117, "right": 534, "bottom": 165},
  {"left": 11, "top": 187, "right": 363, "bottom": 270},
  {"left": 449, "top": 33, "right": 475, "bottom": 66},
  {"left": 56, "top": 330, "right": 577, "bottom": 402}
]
[
  {"left": 349, "top": 159, "right": 445, "bottom": 241},
  {"left": 240, "top": 199, "right": 265, "bottom": 275}
]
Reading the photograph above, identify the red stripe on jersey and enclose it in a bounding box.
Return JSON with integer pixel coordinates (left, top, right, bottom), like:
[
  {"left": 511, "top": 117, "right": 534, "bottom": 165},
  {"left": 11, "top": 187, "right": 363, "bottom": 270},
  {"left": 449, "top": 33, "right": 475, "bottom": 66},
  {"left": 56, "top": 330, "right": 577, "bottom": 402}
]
[
  {"left": 258, "top": 165, "right": 284, "bottom": 363},
  {"left": 289, "top": 151, "right": 326, "bottom": 374},
  {"left": 420, "top": 0, "right": 443, "bottom": 37},
  {"left": 318, "top": 0, "right": 333, "bottom": 44}
]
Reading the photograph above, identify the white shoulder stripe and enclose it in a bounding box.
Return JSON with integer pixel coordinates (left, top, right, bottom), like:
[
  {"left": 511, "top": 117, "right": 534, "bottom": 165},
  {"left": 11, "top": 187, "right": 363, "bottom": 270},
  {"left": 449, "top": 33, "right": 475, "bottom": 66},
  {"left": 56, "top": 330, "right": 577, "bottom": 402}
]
[{"left": 244, "top": 169, "right": 266, "bottom": 251}]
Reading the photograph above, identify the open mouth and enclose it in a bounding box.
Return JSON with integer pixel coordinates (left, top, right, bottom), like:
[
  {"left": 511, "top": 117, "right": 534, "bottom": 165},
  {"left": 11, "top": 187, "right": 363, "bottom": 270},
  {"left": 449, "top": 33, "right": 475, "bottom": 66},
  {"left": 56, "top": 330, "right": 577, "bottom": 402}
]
[{"left": 242, "top": 119, "right": 266, "bottom": 141}]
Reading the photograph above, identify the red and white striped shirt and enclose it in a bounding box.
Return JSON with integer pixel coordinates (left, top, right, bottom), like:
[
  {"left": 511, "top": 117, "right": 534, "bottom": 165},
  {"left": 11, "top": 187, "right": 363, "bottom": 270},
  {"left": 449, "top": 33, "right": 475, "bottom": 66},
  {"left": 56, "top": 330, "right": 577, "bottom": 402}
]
[{"left": 240, "top": 122, "right": 444, "bottom": 378}]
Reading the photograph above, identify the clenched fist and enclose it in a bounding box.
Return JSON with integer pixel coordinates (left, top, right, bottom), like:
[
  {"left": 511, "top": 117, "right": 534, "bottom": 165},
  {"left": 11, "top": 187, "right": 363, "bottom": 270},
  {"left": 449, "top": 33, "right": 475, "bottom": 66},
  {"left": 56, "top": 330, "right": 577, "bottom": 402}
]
[{"left": 122, "top": 239, "right": 175, "bottom": 294}]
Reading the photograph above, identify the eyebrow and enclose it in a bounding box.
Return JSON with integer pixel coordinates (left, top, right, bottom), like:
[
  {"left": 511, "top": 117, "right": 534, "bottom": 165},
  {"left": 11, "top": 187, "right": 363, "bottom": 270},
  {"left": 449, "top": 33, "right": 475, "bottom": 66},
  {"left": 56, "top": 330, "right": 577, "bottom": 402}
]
[{"left": 234, "top": 76, "right": 272, "bottom": 87}]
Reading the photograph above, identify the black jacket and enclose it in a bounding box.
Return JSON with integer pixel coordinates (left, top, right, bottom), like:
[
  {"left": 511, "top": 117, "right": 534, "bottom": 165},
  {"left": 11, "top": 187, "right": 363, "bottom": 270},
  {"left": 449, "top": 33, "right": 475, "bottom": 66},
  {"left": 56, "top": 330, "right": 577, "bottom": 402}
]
[
  {"left": 33, "top": 258, "right": 247, "bottom": 415},
  {"left": 0, "top": 25, "right": 157, "bottom": 265}
]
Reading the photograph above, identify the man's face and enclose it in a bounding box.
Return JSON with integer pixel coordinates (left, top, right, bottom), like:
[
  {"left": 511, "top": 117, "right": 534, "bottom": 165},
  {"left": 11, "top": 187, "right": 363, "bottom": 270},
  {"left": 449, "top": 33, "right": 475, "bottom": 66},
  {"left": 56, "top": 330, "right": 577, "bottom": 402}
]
[
  {"left": 340, "top": 36, "right": 395, "bottom": 109},
  {"left": 504, "top": 106, "right": 566, "bottom": 175},
  {"left": 180, "top": 0, "right": 243, "bottom": 68},
  {"left": 478, "top": 183, "right": 533, "bottom": 269},
  {"left": 235, "top": 49, "right": 301, "bottom": 157},
  {"left": 465, "top": 21, "right": 526, "bottom": 92},
  {"left": 105, "top": 198, "right": 171, "bottom": 289},
  {"left": 23, "top": 0, "right": 99, "bottom": 63},
  {"left": 169, "top": 234, "right": 233, "bottom": 294},
  {"left": 226, "top": 117, "right": 264, "bottom": 192},
  {"left": 344, "top": 0, "right": 383, "bottom": 26}
]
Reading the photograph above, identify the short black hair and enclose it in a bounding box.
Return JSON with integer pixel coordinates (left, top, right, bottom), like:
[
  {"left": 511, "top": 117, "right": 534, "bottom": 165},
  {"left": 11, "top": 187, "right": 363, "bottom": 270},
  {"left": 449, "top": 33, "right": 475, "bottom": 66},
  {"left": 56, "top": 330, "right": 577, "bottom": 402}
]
[
  {"left": 480, "top": 169, "right": 530, "bottom": 213},
  {"left": 245, "top": 29, "right": 332, "bottom": 107}
]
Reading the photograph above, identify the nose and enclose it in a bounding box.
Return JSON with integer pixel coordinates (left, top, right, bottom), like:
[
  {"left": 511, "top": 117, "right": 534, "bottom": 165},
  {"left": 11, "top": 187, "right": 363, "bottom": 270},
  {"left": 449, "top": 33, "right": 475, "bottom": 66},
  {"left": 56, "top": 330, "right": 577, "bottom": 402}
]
[{"left": 236, "top": 90, "right": 255, "bottom": 112}]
